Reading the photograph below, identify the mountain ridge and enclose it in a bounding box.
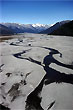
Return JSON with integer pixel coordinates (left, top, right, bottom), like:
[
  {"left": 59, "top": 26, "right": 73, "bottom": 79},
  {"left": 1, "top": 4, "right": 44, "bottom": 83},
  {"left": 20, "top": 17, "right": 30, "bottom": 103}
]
[
  {"left": 0, "top": 20, "right": 72, "bottom": 36},
  {"left": 39, "top": 20, "right": 71, "bottom": 34},
  {"left": 1, "top": 23, "right": 50, "bottom": 34},
  {"left": 49, "top": 20, "right": 73, "bottom": 36},
  {"left": 0, "top": 24, "right": 14, "bottom": 36}
]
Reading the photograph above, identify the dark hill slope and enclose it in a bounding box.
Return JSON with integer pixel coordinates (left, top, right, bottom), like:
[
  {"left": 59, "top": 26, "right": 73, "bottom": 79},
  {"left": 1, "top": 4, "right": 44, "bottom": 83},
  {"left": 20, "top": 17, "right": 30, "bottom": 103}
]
[
  {"left": 40, "top": 20, "right": 70, "bottom": 34},
  {"left": 49, "top": 20, "right": 73, "bottom": 36},
  {"left": 0, "top": 24, "right": 14, "bottom": 36}
]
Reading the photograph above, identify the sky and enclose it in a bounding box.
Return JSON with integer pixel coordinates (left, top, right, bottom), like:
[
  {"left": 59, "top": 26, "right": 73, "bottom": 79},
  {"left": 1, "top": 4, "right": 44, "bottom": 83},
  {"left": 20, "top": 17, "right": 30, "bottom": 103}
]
[{"left": 0, "top": 0, "right": 73, "bottom": 24}]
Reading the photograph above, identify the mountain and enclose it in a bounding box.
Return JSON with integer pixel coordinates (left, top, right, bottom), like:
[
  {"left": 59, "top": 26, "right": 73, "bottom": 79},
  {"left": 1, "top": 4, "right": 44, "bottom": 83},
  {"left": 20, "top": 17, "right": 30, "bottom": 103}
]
[
  {"left": 0, "top": 24, "right": 14, "bottom": 36},
  {"left": 32, "top": 23, "right": 50, "bottom": 32},
  {"left": 1, "top": 23, "right": 50, "bottom": 34},
  {"left": 1, "top": 23, "right": 35, "bottom": 33},
  {"left": 39, "top": 20, "right": 71, "bottom": 34},
  {"left": 49, "top": 20, "right": 73, "bottom": 36}
]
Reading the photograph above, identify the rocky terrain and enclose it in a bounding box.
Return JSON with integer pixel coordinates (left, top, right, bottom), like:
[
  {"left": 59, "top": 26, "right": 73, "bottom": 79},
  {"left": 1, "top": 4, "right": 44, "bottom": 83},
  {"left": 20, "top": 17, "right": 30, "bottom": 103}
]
[{"left": 0, "top": 33, "right": 73, "bottom": 110}]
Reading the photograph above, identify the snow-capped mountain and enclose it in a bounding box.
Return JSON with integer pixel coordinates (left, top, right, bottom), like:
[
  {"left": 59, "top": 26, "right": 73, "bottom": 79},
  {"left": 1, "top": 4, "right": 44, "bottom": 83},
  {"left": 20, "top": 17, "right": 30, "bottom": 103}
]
[
  {"left": 32, "top": 23, "right": 51, "bottom": 32},
  {"left": 1, "top": 23, "right": 35, "bottom": 33},
  {"left": 1, "top": 21, "right": 71, "bottom": 35},
  {"left": 1, "top": 23, "right": 50, "bottom": 34}
]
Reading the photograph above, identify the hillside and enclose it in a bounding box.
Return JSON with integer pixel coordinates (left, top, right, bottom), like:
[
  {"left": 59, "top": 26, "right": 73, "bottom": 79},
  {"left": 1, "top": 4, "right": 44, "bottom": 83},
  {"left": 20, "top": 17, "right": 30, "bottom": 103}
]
[
  {"left": 49, "top": 20, "right": 73, "bottom": 36},
  {"left": 39, "top": 20, "right": 71, "bottom": 34},
  {"left": 0, "top": 24, "right": 14, "bottom": 36}
]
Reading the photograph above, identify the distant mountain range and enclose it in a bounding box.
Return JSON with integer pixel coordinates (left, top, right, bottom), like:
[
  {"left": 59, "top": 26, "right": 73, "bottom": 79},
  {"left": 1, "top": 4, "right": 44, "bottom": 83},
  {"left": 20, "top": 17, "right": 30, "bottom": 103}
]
[
  {"left": 0, "top": 20, "right": 73, "bottom": 36},
  {"left": 0, "top": 23, "right": 50, "bottom": 36}
]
